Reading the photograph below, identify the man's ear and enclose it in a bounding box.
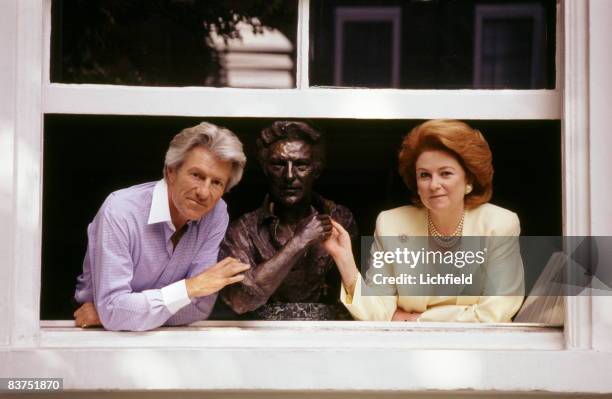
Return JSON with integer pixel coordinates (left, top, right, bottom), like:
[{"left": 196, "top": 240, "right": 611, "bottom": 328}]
[{"left": 166, "top": 166, "right": 177, "bottom": 183}]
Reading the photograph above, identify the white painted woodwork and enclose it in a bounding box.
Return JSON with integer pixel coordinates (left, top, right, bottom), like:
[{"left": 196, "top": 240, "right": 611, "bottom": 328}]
[
  {"left": 12, "top": 0, "right": 44, "bottom": 349},
  {"left": 0, "top": 0, "right": 18, "bottom": 349},
  {"left": 44, "top": 85, "right": 562, "bottom": 119},
  {"left": 296, "top": 0, "right": 310, "bottom": 89},
  {"left": 562, "top": 0, "right": 592, "bottom": 351},
  {"left": 1, "top": 0, "right": 611, "bottom": 395},
  {"left": 589, "top": 0, "right": 612, "bottom": 352},
  {"left": 39, "top": 320, "right": 563, "bottom": 350}
]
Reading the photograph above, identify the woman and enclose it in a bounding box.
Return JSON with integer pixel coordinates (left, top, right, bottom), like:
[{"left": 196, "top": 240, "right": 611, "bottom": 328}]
[{"left": 324, "top": 119, "right": 524, "bottom": 322}]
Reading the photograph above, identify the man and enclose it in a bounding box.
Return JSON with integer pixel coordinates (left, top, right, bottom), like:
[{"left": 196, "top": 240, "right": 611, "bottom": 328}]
[
  {"left": 73, "top": 122, "right": 250, "bottom": 331},
  {"left": 218, "top": 121, "right": 357, "bottom": 320}
]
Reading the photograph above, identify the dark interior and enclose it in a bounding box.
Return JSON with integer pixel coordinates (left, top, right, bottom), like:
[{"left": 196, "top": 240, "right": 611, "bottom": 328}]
[{"left": 42, "top": 115, "right": 562, "bottom": 319}]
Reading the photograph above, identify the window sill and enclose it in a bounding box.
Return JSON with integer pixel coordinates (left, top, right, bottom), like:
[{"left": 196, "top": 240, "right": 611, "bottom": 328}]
[
  {"left": 3, "top": 322, "right": 612, "bottom": 393},
  {"left": 39, "top": 320, "right": 563, "bottom": 350}
]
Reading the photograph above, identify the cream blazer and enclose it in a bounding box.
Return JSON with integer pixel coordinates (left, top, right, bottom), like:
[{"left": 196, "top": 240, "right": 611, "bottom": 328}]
[{"left": 341, "top": 203, "right": 525, "bottom": 322}]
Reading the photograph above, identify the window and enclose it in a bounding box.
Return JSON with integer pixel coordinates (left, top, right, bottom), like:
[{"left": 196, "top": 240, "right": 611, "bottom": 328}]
[
  {"left": 310, "top": 0, "right": 556, "bottom": 89},
  {"left": 41, "top": 116, "right": 562, "bottom": 320},
  {"left": 42, "top": 0, "right": 563, "bottom": 323},
  {"left": 51, "top": 0, "right": 299, "bottom": 88},
  {"left": 3, "top": 0, "right": 610, "bottom": 393}
]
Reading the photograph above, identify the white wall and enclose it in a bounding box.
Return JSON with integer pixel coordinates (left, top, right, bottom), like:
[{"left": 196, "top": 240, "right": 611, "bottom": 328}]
[
  {"left": 589, "top": 0, "right": 612, "bottom": 352},
  {"left": 0, "top": 0, "right": 17, "bottom": 348}
]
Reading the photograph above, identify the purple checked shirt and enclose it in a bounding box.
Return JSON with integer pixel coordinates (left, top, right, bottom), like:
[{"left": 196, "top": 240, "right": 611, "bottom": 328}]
[{"left": 74, "top": 179, "right": 229, "bottom": 331}]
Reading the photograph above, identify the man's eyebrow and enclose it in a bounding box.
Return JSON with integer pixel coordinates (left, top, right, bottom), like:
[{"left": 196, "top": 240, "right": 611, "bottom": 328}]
[{"left": 187, "top": 166, "right": 228, "bottom": 182}]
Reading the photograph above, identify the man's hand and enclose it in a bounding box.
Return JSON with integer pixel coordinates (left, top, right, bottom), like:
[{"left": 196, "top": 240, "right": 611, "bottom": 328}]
[
  {"left": 74, "top": 302, "right": 101, "bottom": 328},
  {"left": 293, "top": 214, "right": 332, "bottom": 247},
  {"left": 185, "top": 257, "right": 250, "bottom": 299}
]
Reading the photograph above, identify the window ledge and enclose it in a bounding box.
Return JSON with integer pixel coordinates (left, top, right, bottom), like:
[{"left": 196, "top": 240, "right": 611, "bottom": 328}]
[
  {"left": 4, "top": 328, "right": 612, "bottom": 394},
  {"left": 39, "top": 320, "right": 563, "bottom": 350}
]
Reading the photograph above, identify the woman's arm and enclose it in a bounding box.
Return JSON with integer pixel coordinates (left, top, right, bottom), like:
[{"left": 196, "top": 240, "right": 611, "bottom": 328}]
[{"left": 324, "top": 220, "right": 398, "bottom": 321}]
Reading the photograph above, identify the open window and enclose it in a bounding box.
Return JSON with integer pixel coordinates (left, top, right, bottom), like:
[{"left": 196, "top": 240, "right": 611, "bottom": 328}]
[
  {"left": 41, "top": 0, "right": 563, "bottom": 327},
  {"left": 4, "top": 0, "right": 610, "bottom": 393}
]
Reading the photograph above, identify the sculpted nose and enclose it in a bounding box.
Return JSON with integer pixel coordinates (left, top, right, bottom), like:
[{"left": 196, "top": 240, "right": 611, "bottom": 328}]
[{"left": 284, "top": 161, "right": 295, "bottom": 181}]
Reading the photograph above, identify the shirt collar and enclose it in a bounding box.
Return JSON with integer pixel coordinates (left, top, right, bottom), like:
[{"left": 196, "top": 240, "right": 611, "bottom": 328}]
[{"left": 147, "top": 179, "right": 177, "bottom": 232}]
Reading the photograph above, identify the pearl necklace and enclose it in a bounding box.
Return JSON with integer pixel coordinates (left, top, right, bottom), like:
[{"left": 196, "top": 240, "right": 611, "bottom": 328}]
[{"left": 427, "top": 210, "right": 465, "bottom": 248}]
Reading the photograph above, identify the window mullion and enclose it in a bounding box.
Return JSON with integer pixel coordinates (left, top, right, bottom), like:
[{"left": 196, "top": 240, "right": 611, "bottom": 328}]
[
  {"left": 43, "top": 0, "right": 51, "bottom": 85},
  {"left": 562, "top": 0, "right": 592, "bottom": 350},
  {"left": 296, "top": 0, "right": 310, "bottom": 89}
]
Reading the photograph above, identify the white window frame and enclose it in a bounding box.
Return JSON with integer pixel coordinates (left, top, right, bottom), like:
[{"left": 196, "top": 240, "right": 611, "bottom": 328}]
[{"left": 2, "top": 0, "right": 612, "bottom": 393}]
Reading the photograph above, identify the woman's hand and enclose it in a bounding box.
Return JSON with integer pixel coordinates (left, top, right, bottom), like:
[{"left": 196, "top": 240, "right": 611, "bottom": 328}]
[
  {"left": 323, "top": 219, "right": 353, "bottom": 261},
  {"left": 391, "top": 308, "right": 421, "bottom": 321},
  {"left": 323, "top": 220, "right": 359, "bottom": 296}
]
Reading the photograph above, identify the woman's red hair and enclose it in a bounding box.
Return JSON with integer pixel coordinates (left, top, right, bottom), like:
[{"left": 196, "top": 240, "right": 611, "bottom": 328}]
[{"left": 398, "top": 119, "right": 493, "bottom": 209}]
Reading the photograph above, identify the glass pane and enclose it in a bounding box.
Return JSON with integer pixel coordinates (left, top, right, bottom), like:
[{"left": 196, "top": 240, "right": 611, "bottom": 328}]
[
  {"left": 51, "top": 0, "right": 298, "bottom": 88},
  {"left": 310, "top": 0, "right": 556, "bottom": 89},
  {"left": 42, "top": 115, "right": 560, "bottom": 319}
]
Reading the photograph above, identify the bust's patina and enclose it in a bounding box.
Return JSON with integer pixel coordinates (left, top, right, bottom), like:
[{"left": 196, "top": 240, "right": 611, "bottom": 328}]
[{"left": 219, "top": 121, "right": 357, "bottom": 320}]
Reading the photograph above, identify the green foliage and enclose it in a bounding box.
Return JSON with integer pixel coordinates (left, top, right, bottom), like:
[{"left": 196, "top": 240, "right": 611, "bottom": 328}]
[{"left": 54, "top": 0, "right": 296, "bottom": 85}]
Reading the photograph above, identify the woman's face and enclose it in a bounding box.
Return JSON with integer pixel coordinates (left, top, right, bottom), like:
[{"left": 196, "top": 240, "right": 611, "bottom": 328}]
[{"left": 415, "top": 149, "right": 468, "bottom": 213}]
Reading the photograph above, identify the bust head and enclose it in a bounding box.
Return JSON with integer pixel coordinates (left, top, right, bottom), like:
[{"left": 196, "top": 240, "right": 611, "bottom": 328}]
[{"left": 256, "top": 121, "right": 326, "bottom": 208}]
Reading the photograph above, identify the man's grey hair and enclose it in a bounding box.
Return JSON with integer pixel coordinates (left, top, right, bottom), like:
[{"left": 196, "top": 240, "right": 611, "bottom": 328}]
[{"left": 164, "top": 122, "right": 246, "bottom": 191}]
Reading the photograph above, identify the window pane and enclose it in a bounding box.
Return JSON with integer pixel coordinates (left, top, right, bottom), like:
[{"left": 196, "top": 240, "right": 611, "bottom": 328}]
[
  {"left": 51, "top": 0, "right": 297, "bottom": 88},
  {"left": 42, "top": 115, "right": 560, "bottom": 319},
  {"left": 310, "top": 0, "right": 556, "bottom": 89}
]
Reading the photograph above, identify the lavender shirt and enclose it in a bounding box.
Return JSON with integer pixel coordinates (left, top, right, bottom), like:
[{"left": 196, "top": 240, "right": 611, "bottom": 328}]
[{"left": 74, "top": 180, "right": 228, "bottom": 331}]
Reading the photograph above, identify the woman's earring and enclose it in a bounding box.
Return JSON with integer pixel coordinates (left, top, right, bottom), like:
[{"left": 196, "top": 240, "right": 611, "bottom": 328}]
[{"left": 465, "top": 184, "right": 473, "bottom": 195}]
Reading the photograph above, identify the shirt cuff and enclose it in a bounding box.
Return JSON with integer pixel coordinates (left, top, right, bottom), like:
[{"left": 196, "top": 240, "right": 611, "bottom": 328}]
[{"left": 161, "top": 279, "right": 191, "bottom": 314}]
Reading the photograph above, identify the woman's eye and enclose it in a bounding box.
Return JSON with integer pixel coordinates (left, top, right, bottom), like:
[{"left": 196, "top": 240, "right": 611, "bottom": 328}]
[{"left": 418, "top": 172, "right": 430, "bottom": 179}]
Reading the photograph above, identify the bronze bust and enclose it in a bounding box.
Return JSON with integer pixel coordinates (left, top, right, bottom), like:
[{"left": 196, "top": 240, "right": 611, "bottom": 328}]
[{"left": 218, "top": 121, "right": 358, "bottom": 320}]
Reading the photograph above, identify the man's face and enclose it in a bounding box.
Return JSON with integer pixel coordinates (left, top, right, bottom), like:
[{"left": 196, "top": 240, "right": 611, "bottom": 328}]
[
  {"left": 264, "top": 139, "right": 318, "bottom": 208},
  {"left": 166, "top": 145, "right": 232, "bottom": 227}
]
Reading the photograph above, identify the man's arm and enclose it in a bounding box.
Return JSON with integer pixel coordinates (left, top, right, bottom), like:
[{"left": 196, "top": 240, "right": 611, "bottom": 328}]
[
  {"left": 90, "top": 206, "right": 175, "bottom": 331},
  {"left": 222, "top": 214, "right": 332, "bottom": 314},
  {"left": 89, "top": 204, "right": 247, "bottom": 331},
  {"left": 166, "top": 210, "right": 245, "bottom": 325}
]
